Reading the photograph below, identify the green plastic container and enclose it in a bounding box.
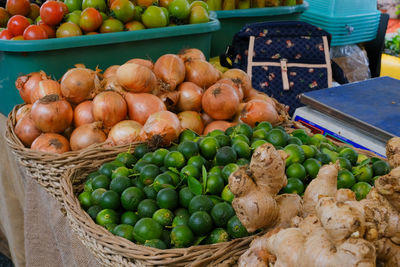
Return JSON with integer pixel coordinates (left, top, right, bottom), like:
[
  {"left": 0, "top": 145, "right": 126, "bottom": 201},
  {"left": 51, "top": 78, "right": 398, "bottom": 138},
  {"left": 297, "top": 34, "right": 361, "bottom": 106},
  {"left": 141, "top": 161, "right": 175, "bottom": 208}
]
[
  {"left": 0, "top": 19, "right": 220, "bottom": 115},
  {"left": 211, "top": 3, "right": 308, "bottom": 57}
]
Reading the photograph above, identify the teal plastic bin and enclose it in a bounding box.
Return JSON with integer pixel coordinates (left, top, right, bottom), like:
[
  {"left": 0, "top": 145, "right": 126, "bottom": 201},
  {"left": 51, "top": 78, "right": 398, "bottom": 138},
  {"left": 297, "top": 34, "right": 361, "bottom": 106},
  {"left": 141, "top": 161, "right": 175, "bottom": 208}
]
[
  {"left": 210, "top": 3, "right": 308, "bottom": 57},
  {"left": 0, "top": 19, "right": 220, "bottom": 115}
]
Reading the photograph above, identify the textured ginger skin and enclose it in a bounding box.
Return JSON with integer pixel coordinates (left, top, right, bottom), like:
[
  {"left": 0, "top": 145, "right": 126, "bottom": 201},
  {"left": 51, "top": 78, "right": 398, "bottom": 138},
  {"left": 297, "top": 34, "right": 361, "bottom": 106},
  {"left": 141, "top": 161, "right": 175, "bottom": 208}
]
[{"left": 386, "top": 137, "right": 400, "bottom": 168}]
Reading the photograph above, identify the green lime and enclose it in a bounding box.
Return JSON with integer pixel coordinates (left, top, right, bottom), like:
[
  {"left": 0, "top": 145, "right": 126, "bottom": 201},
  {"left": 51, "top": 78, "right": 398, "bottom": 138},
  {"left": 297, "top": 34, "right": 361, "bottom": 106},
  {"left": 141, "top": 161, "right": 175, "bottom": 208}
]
[
  {"left": 84, "top": 178, "right": 93, "bottom": 193},
  {"left": 266, "top": 129, "right": 287, "bottom": 147},
  {"left": 92, "top": 174, "right": 111, "bottom": 190},
  {"left": 284, "top": 144, "right": 305, "bottom": 166},
  {"left": 315, "top": 153, "right": 331, "bottom": 165},
  {"left": 188, "top": 195, "right": 214, "bottom": 214},
  {"left": 209, "top": 196, "right": 222, "bottom": 205},
  {"left": 180, "top": 129, "right": 198, "bottom": 142},
  {"left": 171, "top": 225, "right": 194, "bottom": 248},
  {"left": 308, "top": 136, "right": 321, "bottom": 147},
  {"left": 252, "top": 129, "right": 268, "bottom": 140},
  {"left": 110, "top": 176, "right": 131, "bottom": 194},
  {"left": 100, "top": 190, "right": 120, "bottom": 210},
  {"left": 87, "top": 171, "right": 100, "bottom": 180},
  {"left": 236, "top": 158, "right": 250, "bottom": 166},
  {"left": 143, "top": 185, "right": 157, "bottom": 200},
  {"left": 233, "top": 123, "right": 253, "bottom": 139},
  {"left": 320, "top": 142, "right": 336, "bottom": 152},
  {"left": 255, "top": 121, "right": 273, "bottom": 132},
  {"left": 178, "top": 141, "right": 199, "bottom": 160},
  {"left": 87, "top": 205, "right": 102, "bottom": 220},
  {"left": 338, "top": 157, "right": 352, "bottom": 171},
  {"left": 209, "top": 166, "right": 222, "bottom": 176},
  {"left": 164, "top": 151, "right": 186, "bottom": 169},
  {"left": 222, "top": 163, "right": 239, "bottom": 183},
  {"left": 321, "top": 148, "right": 339, "bottom": 163},
  {"left": 287, "top": 136, "right": 302, "bottom": 145},
  {"left": 111, "top": 160, "right": 125, "bottom": 167},
  {"left": 353, "top": 165, "right": 373, "bottom": 183},
  {"left": 221, "top": 185, "right": 234, "bottom": 203},
  {"left": 227, "top": 216, "right": 249, "bottom": 239},
  {"left": 142, "top": 152, "right": 154, "bottom": 164},
  {"left": 96, "top": 209, "right": 119, "bottom": 226},
  {"left": 291, "top": 129, "right": 310, "bottom": 144},
  {"left": 152, "top": 148, "right": 169, "bottom": 167},
  {"left": 174, "top": 208, "right": 190, "bottom": 218},
  {"left": 188, "top": 211, "right": 213, "bottom": 236},
  {"left": 206, "top": 174, "right": 225, "bottom": 195},
  {"left": 133, "top": 218, "right": 163, "bottom": 244},
  {"left": 144, "top": 239, "right": 167, "bottom": 249},
  {"left": 211, "top": 202, "right": 235, "bottom": 227},
  {"left": 208, "top": 129, "right": 225, "bottom": 137},
  {"left": 153, "top": 173, "right": 174, "bottom": 192},
  {"left": 286, "top": 163, "right": 306, "bottom": 181},
  {"left": 153, "top": 209, "right": 174, "bottom": 227},
  {"left": 313, "top": 134, "right": 327, "bottom": 142},
  {"left": 180, "top": 165, "right": 200, "bottom": 179},
  {"left": 352, "top": 182, "right": 372, "bottom": 201},
  {"left": 225, "top": 126, "right": 235, "bottom": 136},
  {"left": 215, "top": 134, "right": 231, "bottom": 147},
  {"left": 113, "top": 224, "right": 134, "bottom": 241},
  {"left": 206, "top": 228, "right": 229, "bottom": 244},
  {"left": 121, "top": 211, "right": 139, "bottom": 226},
  {"left": 283, "top": 178, "right": 304, "bottom": 195},
  {"left": 357, "top": 154, "right": 369, "bottom": 165},
  {"left": 134, "top": 144, "right": 150, "bottom": 159},
  {"left": 187, "top": 155, "right": 207, "bottom": 170},
  {"left": 199, "top": 136, "right": 219, "bottom": 160},
  {"left": 105, "top": 223, "right": 117, "bottom": 233},
  {"left": 121, "top": 187, "right": 145, "bottom": 211},
  {"left": 232, "top": 141, "right": 251, "bottom": 159},
  {"left": 337, "top": 169, "right": 356, "bottom": 189},
  {"left": 111, "top": 166, "right": 130, "bottom": 180},
  {"left": 78, "top": 191, "right": 92, "bottom": 209},
  {"left": 164, "top": 170, "right": 180, "bottom": 186},
  {"left": 303, "top": 158, "right": 321, "bottom": 179},
  {"left": 337, "top": 146, "right": 350, "bottom": 153},
  {"left": 116, "top": 152, "right": 137, "bottom": 168},
  {"left": 215, "top": 146, "right": 237, "bottom": 166},
  {"left": 157, "top": 188, "right": 178, "bottom": 210},
  {"left": 172, "top": 215, "right": 189, "bottom": 227},
  {"left": 372, "top": 176, "right": 380, "bottom": 185},
  {"left": 231, "top": 134, "right": 250, "bottom": 145},
  {"left": 131, "top": 178, "right": 145, "bottom": 190},
  {"left": 140, "top": 164, "right": 160, "bottom": 186},
  {"left": 99, "top": 162, "right": 119, "bottom": 177},
  {"left": 301, "top": 145, "right": 316, "bottom": 159},
  {"left": 179, "top": 187, "right": 195, "bottom": 208},
  {"left": 372, "top": 160, "right": 390, "bottom": 176},
  {"left": 339, "top": 148, "right": 358, "bottom": 166},
  {"left": 161, "top": 230, "right": 171, "bottom": 248},
  {"left": 138, "top": 199, "right": 159, "bottom": 218},
  {"left": 251, "top": 140, "right": 267, "bottom": 150},
  {"left": 133, "top": 159, "right": 150, "bottom": 173},
  {"left": 91, "top": 188, "right": 106, "bottom": 205}
]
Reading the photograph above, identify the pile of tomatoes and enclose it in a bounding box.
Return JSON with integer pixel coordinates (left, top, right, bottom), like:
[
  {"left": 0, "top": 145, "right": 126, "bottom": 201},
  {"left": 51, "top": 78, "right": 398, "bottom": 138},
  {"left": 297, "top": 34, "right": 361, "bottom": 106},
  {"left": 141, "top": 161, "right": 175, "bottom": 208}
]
[{"left": 0, "top": 0, "right": 210, "bottom": 40}]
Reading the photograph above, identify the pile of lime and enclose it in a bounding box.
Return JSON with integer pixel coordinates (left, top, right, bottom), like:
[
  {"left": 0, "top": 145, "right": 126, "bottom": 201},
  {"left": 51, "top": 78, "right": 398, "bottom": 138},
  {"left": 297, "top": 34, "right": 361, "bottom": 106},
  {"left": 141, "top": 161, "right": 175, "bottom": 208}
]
[{"left": 78, "top": 122, "right": 390, "bottom": 248}]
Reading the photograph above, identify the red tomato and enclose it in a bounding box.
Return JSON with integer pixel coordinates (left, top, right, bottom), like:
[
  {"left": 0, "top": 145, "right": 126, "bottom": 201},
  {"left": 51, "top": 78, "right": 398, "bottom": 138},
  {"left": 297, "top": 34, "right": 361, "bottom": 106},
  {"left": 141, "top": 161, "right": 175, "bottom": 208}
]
[
  {"left": 7, "top": 15, "right": 30, "bottom": 36},
  {"left": 79, "top": 8, "right": 102, "bottom": 32},
  {"left": 23, "top": 24, "right": 48, "bottom": 40},
  {"left": 6, "top": 0, "right": 30, "bottom": 16},
  {"left": 27, "top": 3, "right": 40, "bottom": 20},
  {"left": 58, "top": 2, "right": 69, "bottom": 15},
  {"left": 56, "top": 22, "right": 82, "bottom": 37},
  {"left": 40, "top": 1, "right": 64, "bottom": 25},
  {"left": 38, "top": 22, "right": 56, "bottom": 38},
  {"left": 0, "top": 28, "right": 13, "bottom": 39},
  {"left": 11, "top": 35, "right": 23, "bottom": 40}
]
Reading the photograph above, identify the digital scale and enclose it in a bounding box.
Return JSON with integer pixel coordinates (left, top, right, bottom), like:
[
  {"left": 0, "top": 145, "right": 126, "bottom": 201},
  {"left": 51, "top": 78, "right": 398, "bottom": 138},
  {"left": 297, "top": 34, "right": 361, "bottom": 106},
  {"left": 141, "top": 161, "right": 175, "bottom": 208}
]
[{"left": 293, "top": 77, "right": 400, "bottom": 158}]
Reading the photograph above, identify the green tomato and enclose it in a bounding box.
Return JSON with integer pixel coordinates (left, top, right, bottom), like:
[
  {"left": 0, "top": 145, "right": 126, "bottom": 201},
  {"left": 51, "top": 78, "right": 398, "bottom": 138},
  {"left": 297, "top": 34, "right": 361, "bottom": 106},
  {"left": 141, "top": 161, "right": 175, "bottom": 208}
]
[
  {"left": 125, "top": 20, "right": 145, "bottom": 30},
  {"left": 64, "top": 0, "right": 82, "bottom": 12},
  {"left": 190, "top": 0, "right": 209, "bottom": 12},
  {"left": 100, "top": 18, "right": 124, "bottom": 33},
  {"left": 56, "top": 22, "right": 82, "bottom": 38},
  {"left": 133, "top": 6, "right": 143, "bottom": 21},
  {"left": 64, "top": 12, "right": 81, "bottom": 25},
  {"left": 160, "top": 7, "right": 170, "bottom": 23},
  {"left": 168, "top": 0, "right": 191, "bottom": 20},
  {"left": 142, "top": 6, "right": 168, "bottom": 28},
  {"left": 110, "top": 0, "right": 135, "bottom": 23},
  {"left": 82, "top": 0, "right": 107, "bottom": 12},
  {"left": 189, "top": 5, "right": 209, "bottom": 24}
]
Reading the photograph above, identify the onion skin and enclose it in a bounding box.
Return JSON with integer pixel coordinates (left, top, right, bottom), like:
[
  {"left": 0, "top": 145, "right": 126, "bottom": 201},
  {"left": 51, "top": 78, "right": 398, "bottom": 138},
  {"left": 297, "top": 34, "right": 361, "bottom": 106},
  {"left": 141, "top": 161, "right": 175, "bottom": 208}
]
[
  {"left": 240, "top": 99, "right": 280, "bottom": 127},
  {"left": 31, "top": 94, "right": 73, "bottom": 133},
  {"left": 31, "top": 80, "right": 62, "bottom": 103},
  {"left": 31, "top": 133, "right": 70, "bottom": 154},
  {"left": 124, "top": 93, "right": 166, "bottom": 125},
  {"left": 125, "top": 58, "right": 154, "bottom": 70},
  {"left": 60, "top": 67, "right": 101, "bottom": 104},
  {"left": 202, "top": 83, "right": 240, "bottom": 120},
  {"left": 216, "top": 78, "right": 244, "bottom": 102},
  {"left": 201, "top": 112, "right": 214, "bottom": 126},
  {"left": 15, "top": 71, "right": 49, "bottom": 104},
  {"left": 15, "top": 114, "right": 41, "bottom": 147},
  {"left": 185, "top": 60, "right": 220, "bottom": 89},
  {"left": 154, "top": 54, "right": 185, "bottom": 90},
  {"left": 92, "top": 91, "right": 127, "bottom": 128},
  {"left": 140, "top": 110, "right": 181, "bottom": 146},
  {"left": 178, "top": 111, "right": 204, "bottom": 135},
  {"left": 73, "top": 100, "right": 95, "bottom": 127},
  {"left": 203, "top": 120, "right": 233, "bottom": 135},
  {"left": 178, "top": 48, "right": 206, "bottom": 62},
  {"left": 117, "top": 63, "right": 157, "bottom": 93},
  {"left": 16, "top": 104, "right": 32, "bottom": 123},
  {"left": 177, "top": 82, "right": 203, "bottom": 112},
  {"left": 222, "top": 69, "right": 252, "bottom": 98},
  {"left": 103, "top": 65, "right": 120, "bottom": 79},
  {"left": 108, "top": 120, "right": 142, "bottom": 146},
  {"left": 245, "top": 89, "right": 276, "bottom": 108},
  {"left": 69, "top": 122, "right": 107, "bottom": 151}
]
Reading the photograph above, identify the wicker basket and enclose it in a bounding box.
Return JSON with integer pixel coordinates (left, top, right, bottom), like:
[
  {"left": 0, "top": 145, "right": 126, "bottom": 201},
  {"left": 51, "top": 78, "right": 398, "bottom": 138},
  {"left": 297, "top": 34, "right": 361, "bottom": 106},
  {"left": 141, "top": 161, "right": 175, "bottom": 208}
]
[
  {"left": 61, "top": 158, "right": 260, "bottom": 267},
  {"left": 5, "top": 104, "right": 143, "bottom": 206}
]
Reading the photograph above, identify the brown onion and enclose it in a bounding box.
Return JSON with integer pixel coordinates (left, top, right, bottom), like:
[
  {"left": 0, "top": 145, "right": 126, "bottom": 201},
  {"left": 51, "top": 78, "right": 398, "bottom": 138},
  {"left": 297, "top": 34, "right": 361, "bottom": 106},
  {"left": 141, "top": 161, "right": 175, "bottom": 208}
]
[
  {"left": 240, "top": 99, "right": 281, "bottom": 127},
  {"left": 222, "top": 69, "right": 252, "bottom": 98},
  {"left": 140, "top": 111, "right": 181, "bottom": 146},
  {"left": 201, "top": 112, "right": 214, "bottom": 126},
  {"left": 124, "top": 93, "right": 166, "bottom": 125},
  {"left": 60, "top": 67, "right": 101, "bottom": 104},
  {"left": 125, "top": 58, "right": 154, "bottom": 69},
  {"left": 16, "top": 104, "right": 32, "bottom": 123},
  {"left": 178, "top": 111, "right": 204, "bottom": 135},
  {"left": 103, "top": 65, "right": 120, "bottom": 79},
  {"left": 245, "top": 89, "right": 276, "bottom": 108},
  {"left": 15, "top": 114, "right": 41, "bottom": 147},
  {"left": 203, "top": 120, "right": 233, "bottom": 135},
  {"left": 15, "top": 71, "right": 49, "bottom": 103},
  {"left": 185, "top": 60, "right": 220, "bottom": 88},
  {"left": 31, "top": 133, "right": 70, "bottom": 154},
  {"left": 69, "top": 122, "right": 107, "bottom": 151},
  {"left": 93, "top": 91, "right": 127, "bottom": 128},
  {"left": 31, "top": 94, "right": 73, "bottom": 133},
  {"left": 178, "top": 48, "right": 206, "bottom": 62},
  {"left": 216, "top": 78, "right": 244, "bottom": 102},
  {"left": 158, "top": 91, "right": 180, "bottom": 111},
  {"left": 177, "top": 82, "right": 203, "bottom": 112},
  {"left": 73, "top": 100, "right": 95, "bottom": 127},
  {"left": 202, "top": 83, "right": 239, "bottom": 120},
  {"left": 154, "top": 54, "right": 185, "bottom": 90},
  {"left": 108, "top": 120, "right": 142, "bottom": 146},
  {"left": 117, "top": 63, "right": 157, "bottom": 93},
  {"left": 31, "top": 80, "right": 62, "bottom": 103}
]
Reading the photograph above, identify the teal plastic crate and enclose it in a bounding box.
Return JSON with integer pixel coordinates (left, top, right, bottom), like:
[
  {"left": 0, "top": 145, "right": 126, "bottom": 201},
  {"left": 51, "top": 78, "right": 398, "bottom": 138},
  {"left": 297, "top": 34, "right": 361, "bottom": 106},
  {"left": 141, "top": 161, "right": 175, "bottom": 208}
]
[
  {"left": 0, "top": 19, "right": 220, "bottom": 115},
  {"left": 210, "top": 3, "right": 308, "bottom": 57},
  {"left": 306, "top": 0, "right": 377, "bottom": 16}
]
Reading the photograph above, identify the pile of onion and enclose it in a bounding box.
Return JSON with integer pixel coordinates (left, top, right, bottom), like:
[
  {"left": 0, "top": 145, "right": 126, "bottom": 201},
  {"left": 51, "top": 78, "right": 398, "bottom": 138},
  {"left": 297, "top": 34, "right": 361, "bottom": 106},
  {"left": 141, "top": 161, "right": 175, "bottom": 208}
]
[
  {"left": 202, "top": 83, "right": 240, "bottom": 120},
  {"left": 177, "top": 82, "right": 203, "bottom": 112},
  {"left": 31, "top": 133, "right": 70, "bottom": 154},
  {"left": 15, "top": 71, "right": 49, "bottom": 104},
  {"left": 216, "top": 78, "right": 244, "bottom": 102},
  {"left": 239, "top": 99, "right": 281, "bottom": 127},
  {"left": 15, "top": 114, "right": 41, "bottom": 147},
  {"left": 117, "top": 63, "right": 157, "bottom": 93},
  {"left": 185, "top": 59, "right": 220, "bottom": 88},
  {"left": 108, "top": 120, "right": 142, "bottom": 146},
  {"left": 203, "top": 121, "right": 234, "bottom": 135},
  {"left": 140, "top": 111, "right": 181, "bottom": 146},
  {"left": 73, "top": 100, "right": 95, "bottom": 127},
  {"left": 222, "top": 69, "right": 252, "bottom": 99},
  {"left": 16, "top": 104, "right": 32, "bottom": 123},
  {"left": 178, "top": 111, "right": 204, "bottom": 135},
  {"left": 92, "top": 91, "right": 127, "bottom": 128},
  {"left": 69, "top": 122, "right": 107, "bottom": 151},
  {"left": 178, "top": 48, "right": 206, "bottom": 62},
  {"left": 154, "top": 54, "right": 185, "bottom": 91},
  {"left": 31, "top": 80, "right": 62, "bottom": 103},
  {"left": 124, "top": 93, "right": 166, "bottom": 125},
  {"left": 125, "top": 58, "right": 154, "bottom": 70}
]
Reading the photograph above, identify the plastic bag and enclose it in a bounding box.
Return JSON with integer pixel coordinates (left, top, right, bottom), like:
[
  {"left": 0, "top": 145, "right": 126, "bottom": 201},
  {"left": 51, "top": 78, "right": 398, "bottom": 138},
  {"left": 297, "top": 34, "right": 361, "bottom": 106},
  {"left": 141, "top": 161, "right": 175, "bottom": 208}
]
[{"left": 330, "top": 45, "right": 371, "bottom": 83}]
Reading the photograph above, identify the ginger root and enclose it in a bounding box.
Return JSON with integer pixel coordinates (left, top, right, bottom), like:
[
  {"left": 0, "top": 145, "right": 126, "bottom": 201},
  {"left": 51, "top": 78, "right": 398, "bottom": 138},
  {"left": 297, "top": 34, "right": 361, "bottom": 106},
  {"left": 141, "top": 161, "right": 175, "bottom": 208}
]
[{"left": 386, "top": 137, "right": 400, "bottom": 168}]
